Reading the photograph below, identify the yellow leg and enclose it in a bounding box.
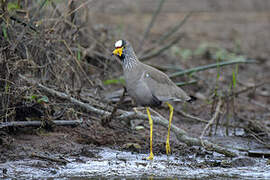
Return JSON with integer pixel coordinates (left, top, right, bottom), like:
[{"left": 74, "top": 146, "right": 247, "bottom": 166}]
[
  {"left": 146, "top": 107, "right": 154, "bottom": 160},
  {"left": 166, "top": 102, "right": 174, "bottom": 155}
]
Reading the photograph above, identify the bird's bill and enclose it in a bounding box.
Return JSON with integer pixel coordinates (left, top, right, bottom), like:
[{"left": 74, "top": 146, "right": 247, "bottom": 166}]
[{"left": 112, "top": 47, "right": 123, "bottom": 57}]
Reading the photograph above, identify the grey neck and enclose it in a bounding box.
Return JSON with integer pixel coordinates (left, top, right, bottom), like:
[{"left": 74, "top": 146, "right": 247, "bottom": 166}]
[{"left": 122, "top": 48, "right": 139, "bottom": 71}]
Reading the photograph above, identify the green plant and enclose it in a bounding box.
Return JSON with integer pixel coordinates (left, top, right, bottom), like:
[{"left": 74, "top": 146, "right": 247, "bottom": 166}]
[
  {"left": 214, "top": 57, "right": 221, "bottom": 97},
  {"left": 103, "top": 77, "right": 125, "bottom": 85},
  {"left": 7, "top": 2, "right": 20, "bottom": 12},
  {"left": 27, "top": 95, "right": 49, "bottom": 104},
  {"left": 77, "top": 45, "right": 82, "bottom": 61},
  {"left": 232, "top": 64, "right": 238, "bottom": 89},
  {"left": 2, "top": 25, "right": 8, "bottom": 39},
  {"left": 170, "top": 46, "right": 192, "bottom": 60}
]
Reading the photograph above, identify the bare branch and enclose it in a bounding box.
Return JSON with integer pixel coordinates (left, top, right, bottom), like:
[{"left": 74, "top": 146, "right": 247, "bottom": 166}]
[
  {"left": 31, "top": 153, "right": 70, "bottom": 164},
  {"left": 138, "top": 0, "right": 166, "bottom": 53},
  {"left": 155, "top": 12, "right": 193, "bottom": 44},
  {"left": 169, "top": 59, "right": 256, "bottom": 78},
  {"left": 0, "top": 119, "right": 83, "bottom": 129},
  {"left": 140, "top": 34, "right": 184, "bottom": 61},
  {"left": 19, "top": 74, "right": 107, "bottom": 115},
  {"left": 200, "top": 99, "right": 223, "bottom": 139}
]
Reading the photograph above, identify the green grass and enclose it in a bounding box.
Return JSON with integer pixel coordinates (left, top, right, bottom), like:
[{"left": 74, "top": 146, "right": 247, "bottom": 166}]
[{"left": 103, "top": 77, "right": 125, "bottom": 85}]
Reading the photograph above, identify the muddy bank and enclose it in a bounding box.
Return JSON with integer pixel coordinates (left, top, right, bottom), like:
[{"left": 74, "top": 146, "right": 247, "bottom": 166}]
[{"left": 1, "top": 126, "right": 270, "bottom": 179}]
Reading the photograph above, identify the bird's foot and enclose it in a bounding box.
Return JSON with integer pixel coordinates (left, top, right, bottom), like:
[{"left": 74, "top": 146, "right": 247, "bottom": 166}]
[
  {"left": 147, "top": 151, "right": 154, "bottom": 160},
  {"left": 166, "top": 139, "right": 171, "bottom": 155}
]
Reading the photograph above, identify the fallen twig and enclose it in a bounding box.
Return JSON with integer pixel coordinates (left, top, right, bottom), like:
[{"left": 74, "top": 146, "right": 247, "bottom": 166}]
[
  {"left": 240, "top": 96, "right": 270, "bottom": 112},
  {"left": 155, "top": 12, "right": 193, "bottom": 44},
  {"left": 200, "top": 99, "right": 223, "bottom": 139},
  {"left": 68, "top": 0, "right": 76, "bottom": 24},
  {"left": 10, "top": 16, "right": 37, "bottom": 32},
  {"left": 62, "top": 40, "right": 94, "bottom": 86},
  {"left": 0, "top": 119, "right": 83, "bottom": 129},
  {"left": 177, "top": 109, "right": 209, "bottom": 123},
  {"left": 101, "top": 87, "right": 127, "bottom": 126},
  {"left": 140, "top": 12, "right": 192, "bottom": 57},
  {"left": 141, "top": 34, "right": 184, "bottom": 61},
  {"left": 19, "top": 74, "right": 109, "bottom": 116},
  {"left": 232, "top": 81, "right": 269, "bottom": 97},
  {"left": 169, "top": 59, "right": 256, "bottom": 78},
  {"left": 31, "top": 153, "right": 70, "bottom": 164},
  {"left": 19, "top": 74, "right": 237, "bottom": 157},
  {"left": 175, "top": 80, "right": 197, "bottom": 87},
  {"left": 138, "top": 0, "right": 165, "bottom": 53}
]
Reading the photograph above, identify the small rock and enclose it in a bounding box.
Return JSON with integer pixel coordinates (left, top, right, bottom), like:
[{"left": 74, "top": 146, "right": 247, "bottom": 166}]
[
  {"left": 2, "top": 168, "right": 7, "bottom": 175},
  {"left": 230, "top": 157, "right": 256, "bottom": 167},
  {"left": 195, "top": 92, "right": 207, "bottom": 100},
  {"left": 135, "top": 126, "right": 145, "bottom": 131},
  {"left": 122, "top": 143, "right": 141, "bottom": 151},
  {"left": 80, "top": 147, "right": 97, "bottom": 158}
]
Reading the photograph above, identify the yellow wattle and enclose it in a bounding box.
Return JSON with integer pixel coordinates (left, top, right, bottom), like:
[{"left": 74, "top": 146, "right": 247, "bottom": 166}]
[{"left": 113, "top": 47, "right": 123, "bottom": 56}]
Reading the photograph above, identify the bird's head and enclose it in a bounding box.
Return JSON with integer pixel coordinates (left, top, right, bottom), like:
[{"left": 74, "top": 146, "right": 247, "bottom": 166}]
[
  {"left": 112, "top": 40, "right": 129, "bottom": 61},
  {"left": 112, "top": 40, "right": 138, "bottom": 69}
]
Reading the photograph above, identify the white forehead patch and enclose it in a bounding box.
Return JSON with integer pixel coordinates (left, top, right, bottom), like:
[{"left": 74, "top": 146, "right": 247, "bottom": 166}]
[{"left": 115, "top": 40, "right": 123, "bottom": 48}]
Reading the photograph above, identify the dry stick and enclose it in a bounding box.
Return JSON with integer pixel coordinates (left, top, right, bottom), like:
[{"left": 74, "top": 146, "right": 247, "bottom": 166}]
[
  {"left": 52, "top": 0, "right": 92, "bottom": 29},
  {"left": 177, "top": 109, "right": 209, "bottom": 123},
  {"left": 66, "top": 0, "right": 92, "bottom": 18},
  {"left": 138, "top": 0, "right": 165, "bottom": 53},
  {"left": 101, "top": 87, "right": 127, "bottom": 126},
  {"left": 244, "top": 117, "right": 270, "bottom": 137},
  {"left": 8, "top": 0, "right": 48, "bottom": 32},
  {"left": 19, "top": 74, "right": 237, "bottom": 157},
  {"left": 62, "top": 40, "right": 94, "bottom": 86},
  {"left": 68, "top": 0, "right": 76, "bottom": 24},
  {"left": 240, "top": 96, "right": 270, "bottom": 112},
  {"left": 50, "top": 1, "right": 62, "bottom": 17},
  {"left": 244, "top": 128, "right": 270, "bottom": 148},
  {"left": 31, "top": 153, "right": 70, "bottom": 164},
  {"left": 232, "top": 81, "right": 269, "bottom": 97},
  {"left": 0, "top": 119, "right": 83, "bottom": 129},
  {"left": 19, "top": 74, "right": 108, "bottom": 116},
  {"left": 169, "top": 59, "right": 256, "bottom": 78},
  {"left": 140, "top": 34, "right": 184, "bottom": 61},
  {"left": 177, "top": 82, "right": 268, "bottom": 126},
  {"left": 0, "top": 78, "right": 15, "bottom": 85},
  {"left": 9, "top": 16, "right": 37, "bottom": 32},
  {"left": 141, "top": 12, "right": 192, "bottom": 57},
  {"left": 175, "top": 103, "right": 246, "bottom": 130},
  {"left": 155, "top": 12, "right": 193, "bottom": 44},
  {"left": 200, "top": 99, "right": 223, "bottom": 140},
  {"left": 175, "top": 80, "right": 197, "bottom": 87}
]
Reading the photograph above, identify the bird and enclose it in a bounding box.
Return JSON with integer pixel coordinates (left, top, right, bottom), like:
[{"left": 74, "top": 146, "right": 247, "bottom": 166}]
[{"left": 112, "top": 40, "right": 191, "bottom": 160}]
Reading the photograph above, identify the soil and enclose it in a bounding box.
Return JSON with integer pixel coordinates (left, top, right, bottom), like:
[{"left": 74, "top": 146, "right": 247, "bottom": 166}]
[{"left": 0, "top": 0, "right": 270, "bottom": 179}]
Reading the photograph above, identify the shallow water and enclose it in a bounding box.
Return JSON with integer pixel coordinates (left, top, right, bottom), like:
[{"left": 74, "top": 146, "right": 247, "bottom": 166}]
[{"left": 1, "top": 147, "right": 270, "bottom": 180}]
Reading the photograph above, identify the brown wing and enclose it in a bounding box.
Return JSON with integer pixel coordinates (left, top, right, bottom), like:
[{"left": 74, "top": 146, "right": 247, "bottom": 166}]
[{"left": 140, "top": 63, "right": 190, "bottom": 102}]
